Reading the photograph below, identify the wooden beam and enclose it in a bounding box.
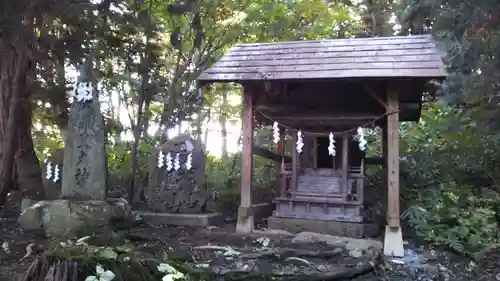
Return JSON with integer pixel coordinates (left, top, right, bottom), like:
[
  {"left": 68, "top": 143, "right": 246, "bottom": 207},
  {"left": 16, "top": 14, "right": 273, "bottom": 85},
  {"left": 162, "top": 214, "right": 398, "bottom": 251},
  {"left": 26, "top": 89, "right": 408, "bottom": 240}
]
[
  {"left": 386, "top": 89, "right": 399, "bottom": 228},
  {"left": 364, "top": 85, "right": 387, "bottom": 109},
  {"left": 236, "top": 86, "right": 254, "bottom": 233},
  {"left": 257, "top": 110, "right": 384, "bottom": 120}
]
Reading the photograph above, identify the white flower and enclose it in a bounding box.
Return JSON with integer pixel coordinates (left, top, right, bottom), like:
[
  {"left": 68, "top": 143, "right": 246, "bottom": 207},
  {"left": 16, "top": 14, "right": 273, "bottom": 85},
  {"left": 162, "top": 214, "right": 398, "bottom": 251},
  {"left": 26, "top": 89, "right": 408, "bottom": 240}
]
[
  {"left": 157, "top": 263, "right": 175, "bottom": 273},
  {"left": 162, "top": 273, "right": 185, "bottom": 281},
  {"left": 84, "top": 264, "right": 115, "bottom": 281},
  {"left": 162, "top": 274, "right": 174, "bottom": 281},
  {"left": 157, "top": 263, "right": 185, "bottom": 281},
  {"left": 75, "top": 236, "right": 91, "bottom": 246}
]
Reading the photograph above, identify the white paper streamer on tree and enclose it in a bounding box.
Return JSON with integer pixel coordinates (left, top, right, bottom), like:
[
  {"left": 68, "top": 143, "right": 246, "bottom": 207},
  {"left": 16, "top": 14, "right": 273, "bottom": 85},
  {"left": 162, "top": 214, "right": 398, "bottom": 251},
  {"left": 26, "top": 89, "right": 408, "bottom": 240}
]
[
  {"left": 174, "top": 153, "right": 181, "bottom": 171},
  {"left": 73, "top": 82, "right": 94, "bottom": 102},
  {"left": 157, "top": 151, "right": 165, "bottom": 168},
  {"left": 357, "top": 127, "right": 367, "bottom": 151},
  {"left": 272, "top": 122, "right": 280, "bottom": 144},
  {"left": 53, "top": 164, "right": 60, "bottom": 183},
  {"left": 328, "top": 132, "right": 336, "bottom": 156},
  {"left": 45, "top": 162, "right": 53, "bottom": 180},
  {"left": 185, "top": 153, "right": 193, "bottom": 170},
  {"left": 166, "top": 153, "right": 173, "bottom": 171},
  {"left": 296, "top": 130, "right": 304, "bottom": 154}
]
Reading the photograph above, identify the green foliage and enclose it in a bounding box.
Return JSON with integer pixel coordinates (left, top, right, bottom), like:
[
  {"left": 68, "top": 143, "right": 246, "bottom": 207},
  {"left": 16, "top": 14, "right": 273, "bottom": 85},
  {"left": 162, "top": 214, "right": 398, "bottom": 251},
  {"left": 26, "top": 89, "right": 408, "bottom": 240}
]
[
  {"left": 395, "top": 105, "right": 500, "bottom": 257},
  {"left": 405, "top": 184, "right": 500, "bottom": 258},
  {"left": 107, "top": 139, "right": 156, "bottom": 184},
  {"left": 205, "top": 144, "right": 276, "bottom": 215},
  {"left": 49, "top": 234, "right": 209, "bottom": 281}
]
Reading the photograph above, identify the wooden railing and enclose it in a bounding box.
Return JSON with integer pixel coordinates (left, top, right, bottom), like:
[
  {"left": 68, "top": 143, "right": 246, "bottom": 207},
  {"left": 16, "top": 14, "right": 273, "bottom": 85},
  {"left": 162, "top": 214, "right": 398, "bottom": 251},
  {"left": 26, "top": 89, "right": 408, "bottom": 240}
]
[
  {"left": 347, "top": 160, "right": 364, "bottom": 203},
  {"left": 280, "top": 162, "right": 296, "bottom": 197}
]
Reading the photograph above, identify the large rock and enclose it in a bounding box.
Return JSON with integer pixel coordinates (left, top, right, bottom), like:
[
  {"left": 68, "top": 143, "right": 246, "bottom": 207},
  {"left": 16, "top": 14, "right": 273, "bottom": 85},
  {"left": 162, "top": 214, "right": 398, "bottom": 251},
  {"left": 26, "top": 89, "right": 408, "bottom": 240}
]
[
  {"left": 145, "top": 134, "right": 210, "bottom": 213},
  {"left": 18, "top": 199, "right": 132, "bottom": 237},
  {"left": 61, "top": 57, "right": 108, "bottom": 201}
]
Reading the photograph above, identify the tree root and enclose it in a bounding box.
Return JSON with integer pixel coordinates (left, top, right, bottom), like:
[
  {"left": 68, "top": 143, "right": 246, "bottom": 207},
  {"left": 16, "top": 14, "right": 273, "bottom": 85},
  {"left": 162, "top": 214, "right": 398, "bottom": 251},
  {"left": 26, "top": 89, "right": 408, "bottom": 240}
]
[
  {"left": 20, "top": 256, "right": 80, "bottom": 281},
  {"left": 192, "top": 245, "right": 343, "bottom": 261},
  {"left": 238, "top": 248, "right": 343, "bottom": 260},
  {"left": 215, "top": 250, "right": 382, "bottom": 281}
]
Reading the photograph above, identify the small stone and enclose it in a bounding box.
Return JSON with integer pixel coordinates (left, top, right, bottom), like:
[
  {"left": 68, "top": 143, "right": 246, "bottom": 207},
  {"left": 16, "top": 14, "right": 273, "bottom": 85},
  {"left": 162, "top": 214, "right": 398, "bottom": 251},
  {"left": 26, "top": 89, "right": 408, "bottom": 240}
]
[
  {"left": 20, "top": 198, "right": 38, "bottom": 213},
  {"left": 332, "top": 248, "right": 343, "bottom": 255},
  {"left": 348, "top": 249, "right": 363, "bottom": 258},
  {"left": 316, "top": 264, "right": 327, "bottom": 272},
  {"left": 390, "top": 259, "right": 405, "bottom": 265},
  {"left": 495, "top": 273, "right": 500, "bottom": 280},
  {"left": 438, "top": 264, "right": 447, "bottom": 272}
]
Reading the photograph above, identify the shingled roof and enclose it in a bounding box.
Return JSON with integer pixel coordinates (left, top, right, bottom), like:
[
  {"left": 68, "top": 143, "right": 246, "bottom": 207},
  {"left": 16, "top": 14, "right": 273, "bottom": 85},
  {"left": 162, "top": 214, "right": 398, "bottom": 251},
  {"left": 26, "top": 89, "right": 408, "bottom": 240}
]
[{"left": 198, "top": 35, "right": 447, "bottom": 82}]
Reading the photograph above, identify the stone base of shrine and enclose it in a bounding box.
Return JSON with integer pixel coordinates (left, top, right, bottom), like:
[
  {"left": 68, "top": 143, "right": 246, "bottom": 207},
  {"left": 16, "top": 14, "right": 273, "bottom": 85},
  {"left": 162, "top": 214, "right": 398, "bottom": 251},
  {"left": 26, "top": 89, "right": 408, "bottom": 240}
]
[
  {"left": 133, "top": 211, "right": 224, "bottom": 227},
  {"left": 252, "top": 203, "right": 274, "bottom": 221},
  {"left": 267, "top": 216, "right": 380, "bottom": 238}
]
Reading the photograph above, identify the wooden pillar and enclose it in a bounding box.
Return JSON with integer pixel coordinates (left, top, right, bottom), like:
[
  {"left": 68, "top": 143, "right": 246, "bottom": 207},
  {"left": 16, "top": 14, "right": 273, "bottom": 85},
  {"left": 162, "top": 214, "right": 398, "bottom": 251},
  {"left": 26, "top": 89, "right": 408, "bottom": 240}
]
[
  {"left": 276, "top": 129, "right": 285, "bottom": 197},
  {"left": 381, "top": 122, "right": 388, "bottom": 199},
  {"left": 341, "top": 133, "right": 349, "bottom": 197},
  {"left": 312, "top": 137, "right": 318, "bottom": 169},
  {"left": 291, "top": 131, "right": 298, "bottom": 197},
  {"left": 358, "top": 157, "right": 365, "bottom": 204},
  {"left": 383, "top": 86, "right": 404, "bottom": 257},
  {"left": 236, "top": 86, "right": 254, "bottom": 233},
  {"left": 386, "top": 91, "right": 399, "bottom": 227}
]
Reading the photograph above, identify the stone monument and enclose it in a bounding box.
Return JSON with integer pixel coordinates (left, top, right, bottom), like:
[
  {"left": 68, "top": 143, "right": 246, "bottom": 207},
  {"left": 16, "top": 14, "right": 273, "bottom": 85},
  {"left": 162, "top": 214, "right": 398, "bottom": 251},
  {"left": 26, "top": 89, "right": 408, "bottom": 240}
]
[
  {"left": 137, "top": 134, "right": 221, "bottom": 226},
  {"left": 18, "top": 57, "right": 130, "bottom": 237},
  {"left": 61, "top": 57, "right": 108, "bottom": 200},
  {"left": 145, "top": 134, "right": 208, "bottom": 212}
]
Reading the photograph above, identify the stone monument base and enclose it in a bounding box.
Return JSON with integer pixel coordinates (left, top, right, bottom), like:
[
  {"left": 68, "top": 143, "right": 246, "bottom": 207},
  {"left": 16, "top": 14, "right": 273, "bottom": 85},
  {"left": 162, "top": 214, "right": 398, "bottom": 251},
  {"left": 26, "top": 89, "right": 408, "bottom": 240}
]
[
  {"left": 133, "top": 211, "right": 223, "bottom": 227},
  {"left": 267, "top": 216, "right": 380, "bottom": 238},
  {"left": 18, "top": 199, "right": 132, "bottom": 237}
]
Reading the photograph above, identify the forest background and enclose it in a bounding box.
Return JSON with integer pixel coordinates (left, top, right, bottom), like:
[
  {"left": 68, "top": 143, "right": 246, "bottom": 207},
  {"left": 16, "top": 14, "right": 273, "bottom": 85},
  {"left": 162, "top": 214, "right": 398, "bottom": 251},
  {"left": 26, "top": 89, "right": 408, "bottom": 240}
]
[{"left": 1, "top": 0, "right": 499, "bottom": 259}]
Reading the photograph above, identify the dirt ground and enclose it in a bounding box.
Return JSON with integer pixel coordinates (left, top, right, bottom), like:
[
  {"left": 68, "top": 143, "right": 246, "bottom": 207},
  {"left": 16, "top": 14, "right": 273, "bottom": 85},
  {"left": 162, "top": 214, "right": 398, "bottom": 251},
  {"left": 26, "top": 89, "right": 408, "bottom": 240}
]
[{"left": 0, "top": 203, "right": 495, "bottom": 281}]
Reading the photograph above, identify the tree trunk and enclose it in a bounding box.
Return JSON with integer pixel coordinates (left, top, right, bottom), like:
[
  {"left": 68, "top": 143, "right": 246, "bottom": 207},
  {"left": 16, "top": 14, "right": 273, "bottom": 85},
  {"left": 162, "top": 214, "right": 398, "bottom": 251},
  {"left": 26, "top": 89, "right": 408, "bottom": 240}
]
[
  {"left": 219, "top": 86, "right": 229, "bottom": 157},
  {"left": 14, "top": 98, "right": 45, "bottom": 200},
  {"left": 203, "top": 108, "right": 211, "bottom": 147},
  {"left": 0, "top": 50, "right": 45, "bottom": 204}
]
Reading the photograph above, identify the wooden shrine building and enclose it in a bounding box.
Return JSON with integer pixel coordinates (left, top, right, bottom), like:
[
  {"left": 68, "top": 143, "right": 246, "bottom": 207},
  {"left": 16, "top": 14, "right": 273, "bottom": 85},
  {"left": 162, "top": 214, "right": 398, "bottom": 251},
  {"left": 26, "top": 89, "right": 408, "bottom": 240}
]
[{"left": 198, "top": 35, "right": 446, "bottom": 257}]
